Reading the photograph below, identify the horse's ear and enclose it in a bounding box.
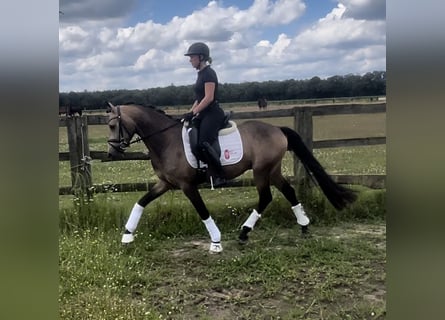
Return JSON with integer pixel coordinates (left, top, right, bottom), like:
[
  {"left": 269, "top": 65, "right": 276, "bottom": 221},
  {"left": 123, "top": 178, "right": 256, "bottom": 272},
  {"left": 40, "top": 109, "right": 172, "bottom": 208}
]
[{"left": 106, "top": 101, "right": 115, "bottom": 113}]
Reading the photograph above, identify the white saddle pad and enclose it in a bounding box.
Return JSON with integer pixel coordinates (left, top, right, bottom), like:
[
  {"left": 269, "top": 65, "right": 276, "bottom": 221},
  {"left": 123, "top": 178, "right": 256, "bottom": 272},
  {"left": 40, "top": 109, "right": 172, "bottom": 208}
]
[{"left": 182, "top": 121, "right": 243, "bottom": 169}]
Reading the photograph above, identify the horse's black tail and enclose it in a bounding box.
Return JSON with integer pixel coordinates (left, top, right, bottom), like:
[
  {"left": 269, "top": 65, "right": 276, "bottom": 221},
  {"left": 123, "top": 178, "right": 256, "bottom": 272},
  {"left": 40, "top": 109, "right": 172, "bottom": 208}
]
[{"left": 280, "top": 127, "right": 357, "bottom": 210}]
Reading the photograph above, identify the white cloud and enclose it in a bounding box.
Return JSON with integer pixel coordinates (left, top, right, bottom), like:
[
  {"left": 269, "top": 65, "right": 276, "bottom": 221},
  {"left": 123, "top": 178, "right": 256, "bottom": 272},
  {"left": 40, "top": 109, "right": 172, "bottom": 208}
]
[
  {"left": 232, "top": 0, "right": 305, "bottom": 28},
  {"left": 134, "top": 49, "right": 158, "bottom": 71},
  {"left": 59, "top": 0, "right": 386, "bottom": 92},
  {"left": 59, "top": 26, "right": 90, "bottom": 54},
  {"left": 294, "top": 4, "right": 385, "bottom": 51},
  {"left": 268, "top": 33, "right": 292, "bottom": 58}
]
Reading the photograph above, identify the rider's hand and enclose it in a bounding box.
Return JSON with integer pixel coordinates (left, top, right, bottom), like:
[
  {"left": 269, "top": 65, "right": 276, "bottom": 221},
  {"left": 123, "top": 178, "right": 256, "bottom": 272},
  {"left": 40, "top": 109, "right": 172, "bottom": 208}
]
[{"left": 182, "top": 112, "right": 194, "bottom": 122}]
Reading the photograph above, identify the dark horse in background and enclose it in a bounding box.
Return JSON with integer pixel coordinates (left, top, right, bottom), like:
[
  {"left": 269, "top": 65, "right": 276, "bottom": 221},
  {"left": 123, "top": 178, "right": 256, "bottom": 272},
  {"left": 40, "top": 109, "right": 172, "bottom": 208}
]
[
  {"left": 258, "top": 97, "right": 268, "bottom": 110},
  {"left": 106, "top": 103, "right": 357, "bottom": 253}
]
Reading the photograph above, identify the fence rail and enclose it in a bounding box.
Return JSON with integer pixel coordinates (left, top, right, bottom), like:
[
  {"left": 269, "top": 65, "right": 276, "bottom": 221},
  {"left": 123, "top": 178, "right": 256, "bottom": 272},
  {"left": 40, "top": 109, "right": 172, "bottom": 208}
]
[{"left": 59, "top": 103, "right": 386, "bottom": 195}]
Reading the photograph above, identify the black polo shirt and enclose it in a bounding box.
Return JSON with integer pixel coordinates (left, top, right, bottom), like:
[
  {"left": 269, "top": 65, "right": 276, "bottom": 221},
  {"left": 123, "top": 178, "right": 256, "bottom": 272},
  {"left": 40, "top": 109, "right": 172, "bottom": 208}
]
[{"left": 194, "top": 65, "right": 218, "bottom": 105}]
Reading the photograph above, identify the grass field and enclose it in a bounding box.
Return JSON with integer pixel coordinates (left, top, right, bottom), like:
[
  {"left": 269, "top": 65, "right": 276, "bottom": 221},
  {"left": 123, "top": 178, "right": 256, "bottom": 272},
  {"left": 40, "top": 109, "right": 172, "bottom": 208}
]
[
  {"left": 59, "top": 183, "right": 386, "bottom": 319},
  {"left": 59, "top": 105, "right": 386, "bottom": 319},
  {"left": 60, "top": 221, "right": 385, "bottom": 319}
]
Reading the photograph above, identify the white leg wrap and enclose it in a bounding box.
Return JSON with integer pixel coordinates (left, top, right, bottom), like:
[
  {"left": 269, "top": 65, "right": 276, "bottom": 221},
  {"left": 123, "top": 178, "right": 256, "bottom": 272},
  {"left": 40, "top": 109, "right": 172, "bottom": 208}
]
[
  {"left": 292, "top": 203, "right": 310, "bottom": 226},
  {"left": 242, "top": 209, "right": 261, "bottom": 229},
  {"left": 202, "top": 217, "right": 221, "bottom": 243},
  {"left": 125, "top": 203, "right": 144, "bottom": 233}
]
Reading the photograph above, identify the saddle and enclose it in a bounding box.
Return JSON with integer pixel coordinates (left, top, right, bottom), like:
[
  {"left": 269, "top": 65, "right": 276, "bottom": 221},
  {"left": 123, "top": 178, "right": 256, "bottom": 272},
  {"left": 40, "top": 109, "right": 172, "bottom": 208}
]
[
  {"left": 188, "top": 112, "right": 231, "bottom": 159},
  {"left": 182, "top": 112, "right": 243, "bottom": 169}
]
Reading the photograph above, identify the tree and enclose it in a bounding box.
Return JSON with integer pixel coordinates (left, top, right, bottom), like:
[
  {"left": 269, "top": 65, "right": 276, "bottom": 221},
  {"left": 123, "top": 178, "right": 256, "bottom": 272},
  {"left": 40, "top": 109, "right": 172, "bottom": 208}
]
[{"left": 59, "top": 71, "right": 386, "bottom": 107}]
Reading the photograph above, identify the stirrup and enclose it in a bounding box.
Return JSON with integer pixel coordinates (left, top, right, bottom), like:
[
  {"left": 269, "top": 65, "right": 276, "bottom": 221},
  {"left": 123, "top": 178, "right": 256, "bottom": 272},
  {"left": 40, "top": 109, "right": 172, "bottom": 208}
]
[
  {"left": 210, "top": 176, "right": 227, "bottom": 189},
  {"left": 121, "top": 232, "right": 135, "bottom": 244},
  {"left": 209, "top": 242, "right": 223, "bottom": 253}
]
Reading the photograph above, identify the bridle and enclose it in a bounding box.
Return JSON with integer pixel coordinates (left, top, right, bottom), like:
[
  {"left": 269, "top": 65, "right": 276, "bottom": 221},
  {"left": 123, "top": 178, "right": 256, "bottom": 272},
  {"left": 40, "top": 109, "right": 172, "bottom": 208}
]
[
  {"left": 107, "top": 105, "right": 180, "bottom": 154},
  {"left": 107, "top": 105, "right": 132, "bottom": 154}
]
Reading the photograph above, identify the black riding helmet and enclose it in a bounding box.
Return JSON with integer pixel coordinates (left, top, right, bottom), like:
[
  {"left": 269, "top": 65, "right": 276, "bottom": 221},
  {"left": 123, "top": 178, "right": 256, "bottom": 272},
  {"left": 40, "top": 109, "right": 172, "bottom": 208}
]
[{"left": 184, "top": 42, "right": 210, "bottom": 61}]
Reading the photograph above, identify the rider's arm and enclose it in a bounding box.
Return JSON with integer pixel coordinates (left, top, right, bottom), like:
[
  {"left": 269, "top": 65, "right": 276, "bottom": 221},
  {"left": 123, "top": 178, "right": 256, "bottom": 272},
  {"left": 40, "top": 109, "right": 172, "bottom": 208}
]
[{"left": 192, "top": 82, "right": 215, "bottom": 115}]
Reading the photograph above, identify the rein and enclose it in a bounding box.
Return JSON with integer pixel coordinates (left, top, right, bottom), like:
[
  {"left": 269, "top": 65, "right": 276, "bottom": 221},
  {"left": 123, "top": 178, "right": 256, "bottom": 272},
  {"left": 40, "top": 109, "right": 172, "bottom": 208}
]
[{"left": 129, "top": 120, "right": 181, "bottom": 145}]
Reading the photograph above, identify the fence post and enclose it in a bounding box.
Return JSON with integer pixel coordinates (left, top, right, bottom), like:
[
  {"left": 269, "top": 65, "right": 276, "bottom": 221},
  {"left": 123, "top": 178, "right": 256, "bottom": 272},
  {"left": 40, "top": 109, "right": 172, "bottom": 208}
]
[
  {"left": 293, "top": 107, "right": 314, "bottom": 186},
  {"left": 66, "top": 115, "right": 92, "bottom": 197}
]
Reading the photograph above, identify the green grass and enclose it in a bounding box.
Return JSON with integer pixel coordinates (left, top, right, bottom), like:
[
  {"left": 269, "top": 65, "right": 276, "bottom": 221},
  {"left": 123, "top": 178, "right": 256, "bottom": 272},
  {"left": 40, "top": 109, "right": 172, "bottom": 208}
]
[
  {"left": 59, "top": 184, "right": 386, "bottom": 320},
  {"left": 59, "top": 184, "right": 385, "bottom": 319},
  {"left": 59, "top": 220, "right": 386, "bottom": 319},
  {"left": 314, "top": 145, "right": 386, "bottom": 175},
  {"left": 59, "top": 183, "right": 385, "bottom": 235}
]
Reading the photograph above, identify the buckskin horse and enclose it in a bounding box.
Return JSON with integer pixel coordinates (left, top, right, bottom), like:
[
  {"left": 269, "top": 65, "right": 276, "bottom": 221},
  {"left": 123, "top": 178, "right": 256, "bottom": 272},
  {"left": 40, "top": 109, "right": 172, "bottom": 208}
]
[{"left": 106, "top": 103, "right": 357, "bottom": 253}]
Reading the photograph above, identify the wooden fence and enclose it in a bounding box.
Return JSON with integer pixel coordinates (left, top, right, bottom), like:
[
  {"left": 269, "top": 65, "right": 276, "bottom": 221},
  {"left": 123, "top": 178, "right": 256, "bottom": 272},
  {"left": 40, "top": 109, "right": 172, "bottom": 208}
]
[{"left": 59, "top": 103, "right": 386, "bottom": 195}]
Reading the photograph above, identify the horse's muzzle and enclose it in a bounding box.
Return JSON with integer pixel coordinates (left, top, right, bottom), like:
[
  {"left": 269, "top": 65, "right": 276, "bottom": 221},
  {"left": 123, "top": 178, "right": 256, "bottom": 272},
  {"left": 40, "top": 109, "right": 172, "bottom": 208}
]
[{"left": 107, "top": 141, "right": 127, "bottom": 160}]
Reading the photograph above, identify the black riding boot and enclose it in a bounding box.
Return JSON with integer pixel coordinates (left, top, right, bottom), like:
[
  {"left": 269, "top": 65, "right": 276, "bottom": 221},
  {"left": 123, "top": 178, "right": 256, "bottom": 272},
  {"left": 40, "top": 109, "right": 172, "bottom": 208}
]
[{"left": 200, "top": 142, "right": 226, "bottom": 187}]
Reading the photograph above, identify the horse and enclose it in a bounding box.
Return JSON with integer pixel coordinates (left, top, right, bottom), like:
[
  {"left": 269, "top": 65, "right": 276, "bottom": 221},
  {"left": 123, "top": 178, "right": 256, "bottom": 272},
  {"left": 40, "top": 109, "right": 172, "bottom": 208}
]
[
  {"left": 106, "top": 103, "right": 357, "bottom": 253},
  {"left": 257, "top": 97, "right": 268, "bottom": 110}
]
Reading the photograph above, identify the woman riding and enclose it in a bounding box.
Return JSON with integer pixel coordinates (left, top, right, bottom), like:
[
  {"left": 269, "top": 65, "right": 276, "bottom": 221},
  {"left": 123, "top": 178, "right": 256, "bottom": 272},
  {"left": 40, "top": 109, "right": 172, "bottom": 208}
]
[{"left": 183, "top": 42, "right": 226, "bottom": 186}]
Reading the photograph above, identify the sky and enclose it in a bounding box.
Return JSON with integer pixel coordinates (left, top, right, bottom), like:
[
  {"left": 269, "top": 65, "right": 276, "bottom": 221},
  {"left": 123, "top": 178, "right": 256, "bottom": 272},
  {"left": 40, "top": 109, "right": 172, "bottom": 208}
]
[{"left": 59, "top": 0, "right": 386, "bottom": 93}]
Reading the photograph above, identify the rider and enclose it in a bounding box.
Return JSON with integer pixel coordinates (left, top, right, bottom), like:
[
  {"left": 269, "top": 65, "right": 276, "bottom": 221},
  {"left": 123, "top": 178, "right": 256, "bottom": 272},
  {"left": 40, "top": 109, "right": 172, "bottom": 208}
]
[{"left": 183, "top": 42, "right": 226, "bottom": 187}]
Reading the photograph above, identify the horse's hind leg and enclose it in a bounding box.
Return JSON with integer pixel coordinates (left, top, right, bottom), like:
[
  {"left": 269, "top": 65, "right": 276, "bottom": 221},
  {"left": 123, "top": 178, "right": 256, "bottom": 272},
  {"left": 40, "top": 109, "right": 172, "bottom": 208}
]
[
  {"left": 271, "top": 173, "right": 310, "bottom": 234},
  {"left": 239, "top": 173, "right": 273, "bottom": 244},
  {"left": 121, "top": 180, "right": 171, "bottom": 244}
]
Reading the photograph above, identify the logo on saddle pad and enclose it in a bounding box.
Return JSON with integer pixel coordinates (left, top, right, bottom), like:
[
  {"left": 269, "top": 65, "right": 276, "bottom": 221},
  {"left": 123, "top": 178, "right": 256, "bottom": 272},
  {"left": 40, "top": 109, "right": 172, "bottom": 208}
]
[{"left": 182, "top": 121, "right": 244, "bottom": 169}]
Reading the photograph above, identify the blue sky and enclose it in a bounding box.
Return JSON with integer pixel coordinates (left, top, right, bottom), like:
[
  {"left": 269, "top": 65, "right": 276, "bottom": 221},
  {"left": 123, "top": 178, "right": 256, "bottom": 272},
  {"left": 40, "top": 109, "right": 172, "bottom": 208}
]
[
  {"left": 59, "top": 0, "right": 386, "bottom": 92},
  {"left": 127, "top": 1, "right": 333, "bottom": 31}
]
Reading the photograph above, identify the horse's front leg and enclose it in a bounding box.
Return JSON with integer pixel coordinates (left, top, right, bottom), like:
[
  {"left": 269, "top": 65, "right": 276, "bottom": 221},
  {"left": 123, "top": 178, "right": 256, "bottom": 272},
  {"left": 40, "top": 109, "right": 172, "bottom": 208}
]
[
  {"left": 181, "top": 184, "right": 223, "bottom": 253},
  {"left": 121, "top": 179, "right": 171, "bottom": 244},
  {"left": 239, "top": 172, "right": 273, "bottom": 244}
]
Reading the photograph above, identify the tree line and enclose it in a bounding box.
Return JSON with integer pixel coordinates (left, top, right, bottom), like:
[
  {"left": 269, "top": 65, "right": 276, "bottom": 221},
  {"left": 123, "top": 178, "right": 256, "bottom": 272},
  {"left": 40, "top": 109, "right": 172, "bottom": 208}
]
[{"left": 59, "top": 71, "right": 385, "bottom": 110}]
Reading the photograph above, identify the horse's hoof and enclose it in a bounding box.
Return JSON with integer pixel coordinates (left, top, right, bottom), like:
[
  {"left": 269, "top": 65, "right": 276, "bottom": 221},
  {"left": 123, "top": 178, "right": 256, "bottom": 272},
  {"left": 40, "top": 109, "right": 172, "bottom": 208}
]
[
  {"left": 238, "top": 231, "right": 249, "bottom": 244},
  {"left": 301, "top": 225, "right": 310, "bottom": 238},
  {"left": 238, "top": 226, "right": 250, "bottom": 245},
  {"left": 209, "top": 242, "right": 223, "bottom": 253},
  {"left": 121, "top": 233, "right": 134, "bottom": 244}
]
